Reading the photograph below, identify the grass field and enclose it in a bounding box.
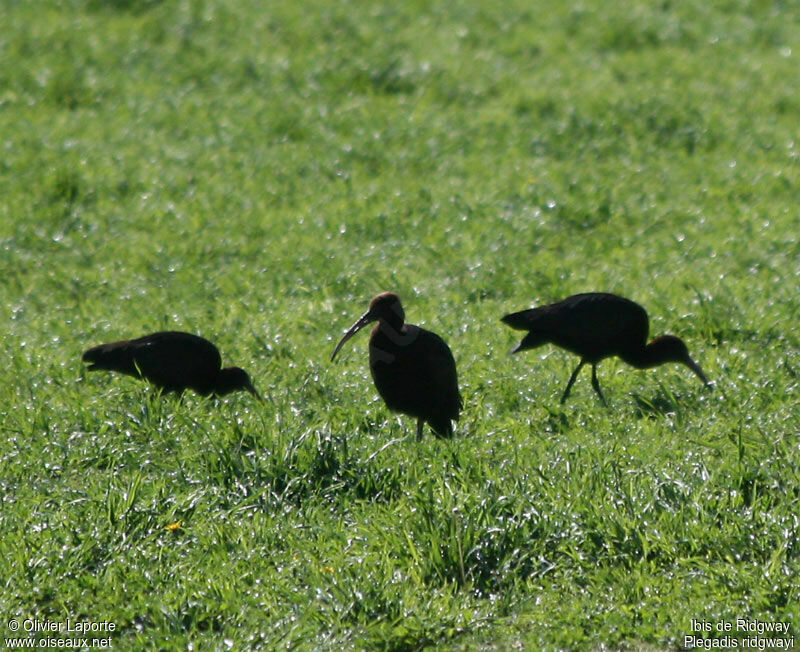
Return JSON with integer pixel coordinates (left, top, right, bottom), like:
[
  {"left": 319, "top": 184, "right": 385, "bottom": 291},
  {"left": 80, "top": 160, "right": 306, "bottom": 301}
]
[{"left": 1, "top": 0, "right": 799, "bottom": 649}]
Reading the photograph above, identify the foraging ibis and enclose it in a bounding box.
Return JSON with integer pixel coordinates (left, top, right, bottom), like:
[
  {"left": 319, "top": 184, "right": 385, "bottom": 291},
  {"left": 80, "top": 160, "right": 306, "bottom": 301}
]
[
  {"left": 502, "top": 293, "right": 711, "bottom": 404},
  {"left": 82, "top": 331, "right": 261, "bottom": 399}
]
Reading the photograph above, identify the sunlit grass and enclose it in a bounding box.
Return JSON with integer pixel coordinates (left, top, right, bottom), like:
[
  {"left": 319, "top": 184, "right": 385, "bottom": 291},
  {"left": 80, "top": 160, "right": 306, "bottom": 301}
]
[{"left": 1, "top": 0, "right": 799, "bottom": 649}]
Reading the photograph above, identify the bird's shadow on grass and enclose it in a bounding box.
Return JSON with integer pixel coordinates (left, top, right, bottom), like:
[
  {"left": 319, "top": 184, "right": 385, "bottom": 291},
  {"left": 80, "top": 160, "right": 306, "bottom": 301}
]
[
  {"left": 267, "top": 422, "right": 411, "bottom": 506},
  {"left": 87, "top": 0, "right": 164, "bottom": 13},
  {"left": 630, "top": 392, "right": 680, "bottom": 418},
  {"left": 542, "top": 405, "right": 571, "bottom": 434}
]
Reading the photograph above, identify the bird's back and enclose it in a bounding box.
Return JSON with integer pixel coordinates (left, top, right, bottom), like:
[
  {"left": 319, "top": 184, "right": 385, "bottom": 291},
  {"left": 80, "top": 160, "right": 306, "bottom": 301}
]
[
  {"left": 83, "top": 331, "right": 223, "bottom": 394},
  {"left": 369, "top": 323, "right": 462, "bottom": 436},
  {"left": 503, "top": 293, "right": 649, "bottom": 361}
]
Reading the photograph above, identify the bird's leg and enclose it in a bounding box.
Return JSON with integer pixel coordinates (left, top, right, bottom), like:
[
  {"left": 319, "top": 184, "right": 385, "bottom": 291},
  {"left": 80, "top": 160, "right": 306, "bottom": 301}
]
[
  {"left": 416, "top": 418, "right": 424, "bottom": 441},
  {"left": 561, "top": 360, "right": 585, "bottom": 404},
  {"left": 590, "top": 364, "right": 608, "bottom": 407}
]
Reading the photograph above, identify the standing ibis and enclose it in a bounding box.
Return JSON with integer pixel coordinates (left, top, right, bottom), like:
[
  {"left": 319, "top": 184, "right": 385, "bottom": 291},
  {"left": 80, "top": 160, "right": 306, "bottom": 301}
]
[
  {"left": 501, "top": 293, "right": 711, "bottom": 405},
  {"left": 82, "top": 331, "right": 261, "bottom": 399},
  {"left": 331, "top": 292, "right": 463, "bottom": 440}
]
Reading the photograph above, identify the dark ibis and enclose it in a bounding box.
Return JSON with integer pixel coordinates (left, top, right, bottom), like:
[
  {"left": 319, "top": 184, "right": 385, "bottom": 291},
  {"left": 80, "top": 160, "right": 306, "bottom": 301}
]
[
  {"left": 82, "top": 331, "right": 261, "bottom": 399},
  {"left": 501, "top": 293, "right": 711, "bottom": 405},
  {"left": 331, "top": 292, "right": 463, "bottom": 440}
]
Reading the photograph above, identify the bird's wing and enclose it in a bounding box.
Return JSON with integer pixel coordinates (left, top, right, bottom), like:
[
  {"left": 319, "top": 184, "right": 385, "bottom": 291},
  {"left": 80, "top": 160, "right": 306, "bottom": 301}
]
[
  {"left": 129, "top": 333, "right": 222, "bottom": 391},
  {"left": 547, "top": 294, "right": 649, "bottom": 355},
  {"left": 369, "top": 325, "right": 462, "bottom": 422},
  {"left": 503, "top": 294, "right": 648, "bottom": 357},
  {"left": 409, "top": 327, "right": 462, "bottom": 419}
]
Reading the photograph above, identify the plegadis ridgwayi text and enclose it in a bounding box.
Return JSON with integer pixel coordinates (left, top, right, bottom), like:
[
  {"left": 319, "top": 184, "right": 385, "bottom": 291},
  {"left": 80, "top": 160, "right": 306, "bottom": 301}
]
[
  {"left": 501, "top": 293, "right": 711, "bottom": 404},
  {"left": 82, "top": 331, "right": 261, "bottom": 399},
  {"left": 331, "top": 292, "right": 463, "bottom": 440}
]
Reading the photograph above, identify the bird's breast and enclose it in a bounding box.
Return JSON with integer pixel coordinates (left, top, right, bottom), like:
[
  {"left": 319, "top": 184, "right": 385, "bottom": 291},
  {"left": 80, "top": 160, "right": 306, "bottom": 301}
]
[{"left": 368, "top": 324, "right": 421, "bottom": 366}]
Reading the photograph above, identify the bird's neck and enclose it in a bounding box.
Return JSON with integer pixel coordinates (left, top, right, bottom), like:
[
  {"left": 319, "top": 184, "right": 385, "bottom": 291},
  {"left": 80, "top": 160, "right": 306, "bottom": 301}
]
[
  {"left": 213, "top": 368, "right": 241, "bottom": 396},
  {"left": 378, "top": 314, "right": 405, "bottom": 333},
  {"left": 621, "top": 340, "right": 672, "bottom": 369}
]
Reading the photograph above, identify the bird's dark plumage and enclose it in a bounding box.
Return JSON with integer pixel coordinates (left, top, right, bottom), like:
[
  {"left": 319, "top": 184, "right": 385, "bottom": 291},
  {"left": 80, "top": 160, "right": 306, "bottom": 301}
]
[
  {"left": 82, "top": 331, "right": 260, "bottom": 399},
  {"left": 502, "top": 293, "right": 710, "bottom": 404},
  {"left": 331, "top": 292, "right": 463, "bottom": 439}
]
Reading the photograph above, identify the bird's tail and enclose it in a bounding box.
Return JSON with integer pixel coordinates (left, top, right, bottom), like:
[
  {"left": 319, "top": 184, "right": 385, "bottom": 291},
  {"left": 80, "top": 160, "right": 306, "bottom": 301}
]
[
  {"left": 82, "top": 342, "right": 137, "bottom": 374},
  {"left": 501, "top": 309, "right": 540, "bottom": 330},
  {"left": 428, "top": 417, "right": 455, "bottom": 439},
  {"left": 501, "top": 309, "right": 549, "bottom": 353}
]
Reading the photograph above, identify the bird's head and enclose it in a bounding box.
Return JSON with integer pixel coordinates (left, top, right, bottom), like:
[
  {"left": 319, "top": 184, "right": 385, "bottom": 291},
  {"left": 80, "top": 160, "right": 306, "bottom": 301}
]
[
  {"left": 648, "top": 335, "right": 711, "bottom": 388},
  {"left": 214, "top": 367, "right": 263, "bottom": 400},
  {"left": 368, "top": 292, "right": 404, "bottom": 323},
  {"left": 330, "top": 292, "right": 405, "bottom": 362}
]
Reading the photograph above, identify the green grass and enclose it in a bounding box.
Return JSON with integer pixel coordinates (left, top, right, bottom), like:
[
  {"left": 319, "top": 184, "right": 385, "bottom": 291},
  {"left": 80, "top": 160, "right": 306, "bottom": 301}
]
[{"left": 1, "top": 0, "right": 799, "bottom": 649}]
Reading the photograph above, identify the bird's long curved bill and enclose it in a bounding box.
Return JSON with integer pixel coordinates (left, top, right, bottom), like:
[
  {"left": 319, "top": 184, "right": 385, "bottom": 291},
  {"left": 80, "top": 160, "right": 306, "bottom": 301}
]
[
  {"left": 686, "top": 358, "right": 711, "bottom": 388},
  {"left": 330, "top": 311, "right": 373, "bottom": 362},
  {"left": 248, "top": 382, "right": 265, "bottom": 402}
]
